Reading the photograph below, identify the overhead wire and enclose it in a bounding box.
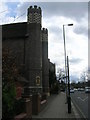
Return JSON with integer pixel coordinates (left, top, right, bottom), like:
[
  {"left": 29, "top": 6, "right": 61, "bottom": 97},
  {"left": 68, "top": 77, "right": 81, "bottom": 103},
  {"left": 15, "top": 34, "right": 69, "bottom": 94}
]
[
  {"left": 13, "top": 12, "right": 26, "bottom": 22},
  {"left": 0, "top": 10, "right": 8, "bottom": 14},
  {"left": 0, "top": 9, "right": 26, "bottom": 24}
]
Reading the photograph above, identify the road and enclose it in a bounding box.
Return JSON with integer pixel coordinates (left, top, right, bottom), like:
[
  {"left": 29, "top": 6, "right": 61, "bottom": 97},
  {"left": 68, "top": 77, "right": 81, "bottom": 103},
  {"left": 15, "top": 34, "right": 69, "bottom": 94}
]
[{"left": 71, "top": 90, "right": 89, "bottom": 119}]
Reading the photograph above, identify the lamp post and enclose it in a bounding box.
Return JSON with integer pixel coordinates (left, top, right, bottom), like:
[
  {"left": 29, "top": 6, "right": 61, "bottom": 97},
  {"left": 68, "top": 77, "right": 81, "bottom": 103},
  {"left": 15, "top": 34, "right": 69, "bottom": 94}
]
[
  {"left": 63, "top": 24, "right": 73, "bottom": 103},
  {"left": 67, "top": 55, "right": 71, "bottom": 113}
]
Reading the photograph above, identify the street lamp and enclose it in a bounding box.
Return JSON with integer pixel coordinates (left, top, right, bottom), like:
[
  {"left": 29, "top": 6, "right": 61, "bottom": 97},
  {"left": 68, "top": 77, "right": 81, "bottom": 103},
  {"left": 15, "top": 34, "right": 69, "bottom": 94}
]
[{"left": 63, "top": 23, "right": 73, "bottom": 103}]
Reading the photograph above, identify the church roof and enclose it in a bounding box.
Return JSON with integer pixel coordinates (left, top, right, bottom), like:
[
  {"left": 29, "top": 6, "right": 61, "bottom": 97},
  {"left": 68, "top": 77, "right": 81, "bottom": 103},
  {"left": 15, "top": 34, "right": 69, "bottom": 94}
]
[{"left": 2, "top": 22, "right": 27, "bottom": 39}]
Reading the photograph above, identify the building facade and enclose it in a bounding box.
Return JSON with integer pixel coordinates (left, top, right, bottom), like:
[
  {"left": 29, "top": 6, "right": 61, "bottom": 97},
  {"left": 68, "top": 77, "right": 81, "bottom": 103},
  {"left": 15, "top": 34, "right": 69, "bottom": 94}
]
[{"left": 2, "top": 5, "right": 50, "bottom": 95}]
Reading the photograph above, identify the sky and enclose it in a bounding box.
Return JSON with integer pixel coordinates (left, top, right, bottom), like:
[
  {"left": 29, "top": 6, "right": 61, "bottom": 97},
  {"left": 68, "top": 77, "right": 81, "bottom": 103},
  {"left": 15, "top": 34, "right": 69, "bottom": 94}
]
[{"left": 0, "top": 1, "right": 89, "bottom": 83}]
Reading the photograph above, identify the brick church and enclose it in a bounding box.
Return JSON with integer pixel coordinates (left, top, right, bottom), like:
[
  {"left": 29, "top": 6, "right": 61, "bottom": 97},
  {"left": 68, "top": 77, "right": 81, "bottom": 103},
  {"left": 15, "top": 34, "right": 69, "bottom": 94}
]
[{"left": 2, "top": 5, "right": 56, "bottom": 96}]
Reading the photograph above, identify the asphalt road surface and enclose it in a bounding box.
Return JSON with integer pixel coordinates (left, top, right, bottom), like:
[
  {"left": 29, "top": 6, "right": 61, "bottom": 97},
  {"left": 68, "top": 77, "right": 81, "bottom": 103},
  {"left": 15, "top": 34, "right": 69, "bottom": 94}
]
[{"left": 71, "top": 90, "right": 89, "bottom": 119}]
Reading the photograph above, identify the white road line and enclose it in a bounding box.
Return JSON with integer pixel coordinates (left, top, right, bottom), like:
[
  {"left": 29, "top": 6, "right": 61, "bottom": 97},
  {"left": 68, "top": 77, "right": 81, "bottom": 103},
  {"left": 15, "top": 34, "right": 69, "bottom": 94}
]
[
  {"left": 77, "top": 97, "right": 88, "bottom": 101},
  {"left": 61, "top": 92, "right": 65, "bottom": 95},
  {"left": 71, "top": 99, "right": 87, "bottom": 120},
  {"left": 71, "top": 102, "right": 81, "bottom": 118}
]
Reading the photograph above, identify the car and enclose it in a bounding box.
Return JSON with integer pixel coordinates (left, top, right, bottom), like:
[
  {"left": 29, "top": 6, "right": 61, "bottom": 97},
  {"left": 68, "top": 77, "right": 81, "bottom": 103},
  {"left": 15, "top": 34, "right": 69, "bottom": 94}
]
[
  {"left": 85, "top": 87, "right": 90, "bottom": 93},
  {"left": 77, "top": 88, "right": 81, "bottom": 91},
  {"left": 80, "top": 88, "right": 84, "bottom": 91},
  {"left": 70, "top": 89, "right": 74, "bottom": 93},
  {"left": 78, "top": 88, "right": 84, "bottom": 91},
  {"left": 74, "top": 88, "right": 78, "bottom": 91}
]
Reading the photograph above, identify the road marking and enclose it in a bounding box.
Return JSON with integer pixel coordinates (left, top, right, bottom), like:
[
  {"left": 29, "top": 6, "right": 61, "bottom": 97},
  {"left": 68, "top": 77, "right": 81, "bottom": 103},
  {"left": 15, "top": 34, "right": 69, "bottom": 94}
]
[
  {"left": 77, "top": 97, "right": 88, "bottom": 101},
  {"left": 61, "top": 92, "right": 65, "bottom": 95},
  {"left": 71, "top": 102, "right": 81, "bottom": 118},
  {"left": 71, "top": 99, "right": 87, "bottom": 120}
]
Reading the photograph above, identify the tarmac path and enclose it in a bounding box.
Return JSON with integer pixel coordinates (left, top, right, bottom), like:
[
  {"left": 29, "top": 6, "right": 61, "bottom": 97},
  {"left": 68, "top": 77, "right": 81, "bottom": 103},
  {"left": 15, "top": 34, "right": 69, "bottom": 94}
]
[{"left": 32, "top": 92, "right": 76, "bottom": 118}]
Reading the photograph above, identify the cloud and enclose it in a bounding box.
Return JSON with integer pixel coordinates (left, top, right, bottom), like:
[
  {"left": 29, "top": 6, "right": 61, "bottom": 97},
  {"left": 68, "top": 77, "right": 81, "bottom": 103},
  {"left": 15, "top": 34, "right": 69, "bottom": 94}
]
[
  {"left": 0, "top": 2, "right": 18, "bottom": 24},
  {"left": 69, "top": 58, "right": 83, "bottom": 64},
  {"left": 8, "top": 2, "right": 88, "bottom": 23},
  {"left": 49, "top": 25, "right": 62, "bottom": 36},
  {"left": 0, "top": 2, "right": 10, "bottom": 24},
  {"left": 73, "top": 14, "right": 88, "bottom": 36},
  {"left": 1, "top": 2, "right": 88, "bottom": 82},
  {"left": 73, "top": 26, "right": 88, "bottom": 36},
  {"left": 70, "top": 75, "right": 79, "bottom": 83},
  {"left": 39, "top": 2, "right": 88, "bottom": 23}
]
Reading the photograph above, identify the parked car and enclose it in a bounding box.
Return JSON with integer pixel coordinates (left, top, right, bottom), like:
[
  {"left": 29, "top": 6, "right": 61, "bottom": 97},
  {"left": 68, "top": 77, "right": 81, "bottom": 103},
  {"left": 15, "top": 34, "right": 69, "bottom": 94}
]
[
  {"left": 74, "top": 88, "right": 78, "bottom": 91},
  {"left": 78, "top": 88, "right": 84, "bottom": 91},
  {"left": 85, "top": 87, "right": 90, "bottom": 93},
  {"left": 80, "top": 88, "right": 84, "bottom": 91},
  {"left": 70, "top": 89, "right": 74, "bottom": 93}
]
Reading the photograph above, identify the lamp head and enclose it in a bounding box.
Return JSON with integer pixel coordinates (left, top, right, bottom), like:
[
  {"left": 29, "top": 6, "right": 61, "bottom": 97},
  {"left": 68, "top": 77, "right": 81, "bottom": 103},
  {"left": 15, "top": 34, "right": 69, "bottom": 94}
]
[{"left": 67, "top": 24, "right": 73, "bottom": 26}]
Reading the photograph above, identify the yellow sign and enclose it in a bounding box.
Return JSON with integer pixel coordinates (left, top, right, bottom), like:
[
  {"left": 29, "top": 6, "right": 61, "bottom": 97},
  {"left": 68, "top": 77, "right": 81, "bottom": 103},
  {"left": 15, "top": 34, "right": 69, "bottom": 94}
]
[{"left": 36, "top": 76, "right": 40, "bottom": 85}]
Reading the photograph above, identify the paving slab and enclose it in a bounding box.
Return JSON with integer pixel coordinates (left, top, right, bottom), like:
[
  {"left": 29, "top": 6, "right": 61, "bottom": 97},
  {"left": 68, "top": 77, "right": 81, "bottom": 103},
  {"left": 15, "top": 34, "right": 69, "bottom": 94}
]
[{"left": 32, "top": 92, "right": 77, "bottom": 119}]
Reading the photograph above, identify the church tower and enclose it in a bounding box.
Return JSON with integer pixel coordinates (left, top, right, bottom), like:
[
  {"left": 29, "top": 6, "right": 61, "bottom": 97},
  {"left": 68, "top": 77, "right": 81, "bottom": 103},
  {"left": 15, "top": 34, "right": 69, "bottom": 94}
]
[
  {"left": 27, "top": 5, "right": 42, "bottom": 26},
  {"left": 42, "top": 28, "right": 49, "bottom": 95},
  {"left": 25, "top": 5, "right": 42, "bottom": 94}
]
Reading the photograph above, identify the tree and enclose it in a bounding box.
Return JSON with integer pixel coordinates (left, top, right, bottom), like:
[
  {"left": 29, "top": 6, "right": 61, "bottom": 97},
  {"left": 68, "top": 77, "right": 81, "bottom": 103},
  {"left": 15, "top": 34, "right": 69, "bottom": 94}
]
[
  {"left": 2, "top": 48, "right": 18, "bottom": 119},
  {"left": 80, "top": 70, "right": 88, "bottom": 82},
  {"left": 57, "top": 68, "right": 66, "bottom": 91},
  {"left": 58, "top": 68, "right": 65, "bottom": 82},
  {"left": 80, "top": 70, "right": 88, "bottom": 87},
  {"left": 49, "top": 69, "right": 56, "bottom": 88}
]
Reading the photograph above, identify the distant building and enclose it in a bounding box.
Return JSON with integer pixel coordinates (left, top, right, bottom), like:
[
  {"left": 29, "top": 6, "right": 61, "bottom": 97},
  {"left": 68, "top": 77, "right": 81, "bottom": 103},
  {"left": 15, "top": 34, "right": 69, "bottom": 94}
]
[
  {"left": 2, "top": 5, "right": 55, "bottom": 95},
  {"left": 49, "top": 59, "right": 56, "bottom": 89}
]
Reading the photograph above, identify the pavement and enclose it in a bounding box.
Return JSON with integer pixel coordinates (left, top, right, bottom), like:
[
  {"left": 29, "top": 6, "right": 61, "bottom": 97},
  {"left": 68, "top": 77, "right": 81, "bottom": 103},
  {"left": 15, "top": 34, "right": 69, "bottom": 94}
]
[{"left": 32, "top": 92, "right": 82, "bottom": 119}]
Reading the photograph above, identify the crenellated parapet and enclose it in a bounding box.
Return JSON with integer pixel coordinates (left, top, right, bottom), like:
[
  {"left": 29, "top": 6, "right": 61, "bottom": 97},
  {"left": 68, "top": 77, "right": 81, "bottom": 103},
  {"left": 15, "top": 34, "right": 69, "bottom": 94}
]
[
  {"left": 27, "top": 5, "right": 42, "bottom": 25},
  {"left": 41, "top": 28, "right": 48, "bottom": 42},
  {"left": 42, "top": 28, "right": 48, "bottom": 34}
]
